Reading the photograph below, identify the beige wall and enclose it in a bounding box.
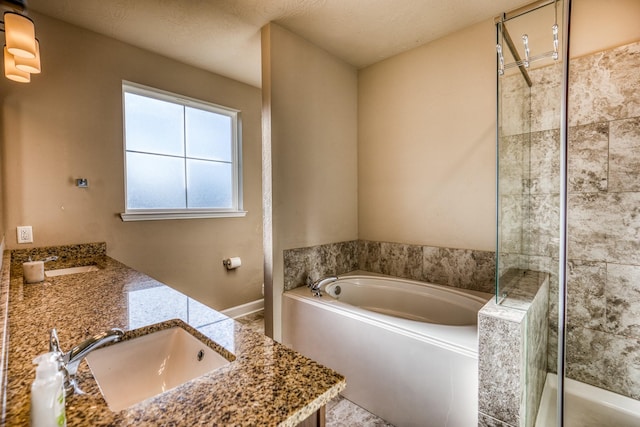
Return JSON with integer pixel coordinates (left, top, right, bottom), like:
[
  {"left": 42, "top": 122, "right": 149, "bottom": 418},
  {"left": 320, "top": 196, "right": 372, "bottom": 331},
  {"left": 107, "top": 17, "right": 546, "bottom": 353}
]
[
  {"left": 571, "top": 0, "right": 640, "bottom": 57},
  {"left": 0, "top": 121, "right": 4, "bottom": 246},
  {"left": 0, "top": 13, "right": 263, "bottom": 311},
  {"left": 358, "top": 19, "right": 497, "bottom": 252},
  {"left": 262, "top": 23, "right": 358, "bottom": 339}
]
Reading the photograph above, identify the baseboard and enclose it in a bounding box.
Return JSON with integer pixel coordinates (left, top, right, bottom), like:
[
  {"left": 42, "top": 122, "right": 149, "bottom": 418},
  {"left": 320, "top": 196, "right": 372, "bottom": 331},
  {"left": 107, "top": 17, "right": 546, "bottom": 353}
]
[{"left": 220, "top": 298, "right": 264, "bottom": 319}]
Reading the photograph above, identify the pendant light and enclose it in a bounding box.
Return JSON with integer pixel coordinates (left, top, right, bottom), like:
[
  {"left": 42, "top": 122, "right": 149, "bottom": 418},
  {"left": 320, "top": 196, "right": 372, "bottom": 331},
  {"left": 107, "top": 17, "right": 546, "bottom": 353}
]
[
  {"left": 4, "top": 11, "right": 35, "bottom": 58},
  {"left": 14, "top": 37, "right": 39, "bottom": 73},
  {"left": 3, "top": 45, "right": 29, "bottom": 82},
  {"left": 1, "top": 3, "right": 42, "bottom": 83}
]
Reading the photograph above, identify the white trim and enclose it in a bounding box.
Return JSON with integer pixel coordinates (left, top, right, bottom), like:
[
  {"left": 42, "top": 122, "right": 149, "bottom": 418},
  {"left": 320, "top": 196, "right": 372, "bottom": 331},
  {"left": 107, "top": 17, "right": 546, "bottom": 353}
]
[
  {"left": 122, "top": 80, "right": 241, "bottom": 114},
  {"left": 120, "top": 210, "right": 247, "bottom": 222},
  {"left": 220, "top": 299, "right": 264, "bottom": 319},
  {"left": 121, "top": 80, "right": 243, "bottom": 217}
]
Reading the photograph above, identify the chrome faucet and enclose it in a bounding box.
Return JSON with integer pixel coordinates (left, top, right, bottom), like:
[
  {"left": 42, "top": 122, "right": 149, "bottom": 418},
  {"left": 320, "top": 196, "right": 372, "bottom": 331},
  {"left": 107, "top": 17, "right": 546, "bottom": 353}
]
[
  {"left": 307, "top": 275, "right": 339, "bottom": 297},
  {"left": 49, "top": 327, "right": 124, "bottom": 396}
]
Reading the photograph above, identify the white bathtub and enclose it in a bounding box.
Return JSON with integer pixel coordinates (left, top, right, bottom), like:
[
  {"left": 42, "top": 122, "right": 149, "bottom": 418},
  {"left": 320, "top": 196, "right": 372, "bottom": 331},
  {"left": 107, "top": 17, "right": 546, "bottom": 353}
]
[
  {"left": 282, "top": 274, "right": 492, "bottom": 427},
  {"left": 535, "top": 373, "right": 640, "bottom": 427}
]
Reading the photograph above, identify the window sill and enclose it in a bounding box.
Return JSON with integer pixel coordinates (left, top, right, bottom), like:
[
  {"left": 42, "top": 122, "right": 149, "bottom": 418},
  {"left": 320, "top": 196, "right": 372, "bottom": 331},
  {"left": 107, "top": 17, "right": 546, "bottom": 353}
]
[{"left": 120, "top": 210, "right": 247, "bottom": 222}]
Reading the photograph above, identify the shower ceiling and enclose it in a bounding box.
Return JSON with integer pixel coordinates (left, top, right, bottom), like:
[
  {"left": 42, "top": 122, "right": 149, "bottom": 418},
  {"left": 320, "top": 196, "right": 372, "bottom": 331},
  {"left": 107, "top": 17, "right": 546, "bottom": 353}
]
[{"left": 27, "top": 0, "right": 532, "bottom": 87}]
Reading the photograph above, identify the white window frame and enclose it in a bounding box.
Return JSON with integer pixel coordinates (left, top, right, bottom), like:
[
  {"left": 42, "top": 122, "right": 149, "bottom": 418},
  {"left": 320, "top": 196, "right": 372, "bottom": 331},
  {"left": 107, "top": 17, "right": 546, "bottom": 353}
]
[{"left": 120, "top": 81, "right": 246, "bottom": 221}]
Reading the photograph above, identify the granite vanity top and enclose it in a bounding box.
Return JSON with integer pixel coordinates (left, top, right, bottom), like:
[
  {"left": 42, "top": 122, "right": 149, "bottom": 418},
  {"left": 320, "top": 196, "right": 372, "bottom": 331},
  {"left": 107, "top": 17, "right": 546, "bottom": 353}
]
[{"left": 0, "top": 244, "right": 345, "bottom": 426}]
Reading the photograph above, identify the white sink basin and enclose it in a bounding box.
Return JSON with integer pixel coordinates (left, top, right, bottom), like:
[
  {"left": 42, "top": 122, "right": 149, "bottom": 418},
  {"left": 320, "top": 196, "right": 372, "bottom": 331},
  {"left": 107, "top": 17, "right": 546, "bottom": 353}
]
[
  {"left": 85, "top": 326, "right": 231, "bottom": 411},
  {"left": 45, "top": 265, "right": 99, "bottom": 277}
]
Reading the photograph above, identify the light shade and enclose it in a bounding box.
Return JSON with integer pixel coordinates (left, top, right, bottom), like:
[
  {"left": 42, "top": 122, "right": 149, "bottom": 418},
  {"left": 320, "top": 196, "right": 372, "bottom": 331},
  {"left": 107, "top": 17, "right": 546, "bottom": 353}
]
[
  {"left": 15, "top": 39, "right": 41, "bottom": 73},
  {"left": 4, "top": 12, "right": 36, "bottom": 59},
  {"left": 4, "top": 46, "right": 30, "bottom": 83}
]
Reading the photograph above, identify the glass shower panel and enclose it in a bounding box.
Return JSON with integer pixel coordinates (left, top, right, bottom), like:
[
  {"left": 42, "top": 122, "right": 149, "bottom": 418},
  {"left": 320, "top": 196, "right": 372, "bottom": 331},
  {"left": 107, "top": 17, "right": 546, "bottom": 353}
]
[
  {"left": 496, "top": 40, "right": 532, "bottom": 301},
  {"left": 495, "top": 2, "right": 564, "bottom": 426},
  {"left": 496, "top": 2, "right": 562, "bottom": 308}
]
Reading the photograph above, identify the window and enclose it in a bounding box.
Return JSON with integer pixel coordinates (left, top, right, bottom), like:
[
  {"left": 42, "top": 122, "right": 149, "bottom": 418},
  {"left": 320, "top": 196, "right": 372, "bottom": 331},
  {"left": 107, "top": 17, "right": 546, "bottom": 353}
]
[{"left": 120, "top": 81, "right": 245, "bottom": 221}]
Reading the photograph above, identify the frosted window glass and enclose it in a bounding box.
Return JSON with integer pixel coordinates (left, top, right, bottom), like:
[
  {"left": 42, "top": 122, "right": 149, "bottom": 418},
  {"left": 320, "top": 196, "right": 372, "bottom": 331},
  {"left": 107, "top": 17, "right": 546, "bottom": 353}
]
[
  {"left": 124, "top": 93, "right": 184, "bottom": 156},
  {"left": 126, "top": 152, "right": 186, "bottom": 209},
  {"left": 122, "top": 82, "right": 242, "bottom": 218},
  {"left": 187, "top": 159, "right": 232, "bottom": 208},
  {"left": 185, "top": 107, "right": 232, "bottom": 161}
]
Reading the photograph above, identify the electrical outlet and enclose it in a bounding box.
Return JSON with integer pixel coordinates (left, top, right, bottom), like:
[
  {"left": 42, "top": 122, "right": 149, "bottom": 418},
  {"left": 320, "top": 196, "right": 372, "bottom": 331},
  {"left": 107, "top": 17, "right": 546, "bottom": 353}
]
[{"left": 17, "top": 226, "right": 33, "bottom": 244}]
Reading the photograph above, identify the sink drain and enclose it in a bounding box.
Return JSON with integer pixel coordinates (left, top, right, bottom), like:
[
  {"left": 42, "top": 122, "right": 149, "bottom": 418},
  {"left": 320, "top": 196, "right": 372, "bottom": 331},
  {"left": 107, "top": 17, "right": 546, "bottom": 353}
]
[{"left": 197, "top": 349, "right": 205, "bottom": 361}]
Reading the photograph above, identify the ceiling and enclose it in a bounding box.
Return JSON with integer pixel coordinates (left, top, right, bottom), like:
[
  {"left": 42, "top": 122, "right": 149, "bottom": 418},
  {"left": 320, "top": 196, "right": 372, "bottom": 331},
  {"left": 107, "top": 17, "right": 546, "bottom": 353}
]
[{"left": 27, "top": 0, "right": 531, "bottom": 88}]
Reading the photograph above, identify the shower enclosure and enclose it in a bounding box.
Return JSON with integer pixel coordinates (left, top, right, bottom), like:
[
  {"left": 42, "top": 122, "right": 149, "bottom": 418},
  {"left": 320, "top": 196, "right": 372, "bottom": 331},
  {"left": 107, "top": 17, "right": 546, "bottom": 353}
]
[
  {"left": 496, "top": 1, "right": 563, "bottom": 303},
  {"left": 497, "top": 0, "right": 640, "bottom": 425},
  {"left": 496, "top": 2, "right": 564, "bottom": 426}
]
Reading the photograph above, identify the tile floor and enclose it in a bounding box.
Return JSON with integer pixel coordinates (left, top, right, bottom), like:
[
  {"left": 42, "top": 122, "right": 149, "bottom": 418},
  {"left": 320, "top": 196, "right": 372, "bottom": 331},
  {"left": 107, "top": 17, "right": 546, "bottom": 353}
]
[{"left": 235, "top": 311, "right": 394, "bottom": 427}]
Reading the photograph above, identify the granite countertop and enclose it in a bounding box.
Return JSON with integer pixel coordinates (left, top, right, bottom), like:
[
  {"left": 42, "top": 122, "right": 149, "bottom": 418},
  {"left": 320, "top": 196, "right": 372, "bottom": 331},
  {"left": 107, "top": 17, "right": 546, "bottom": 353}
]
[{"left": 0, "top": 244, "right": 345, "bottom": 426}]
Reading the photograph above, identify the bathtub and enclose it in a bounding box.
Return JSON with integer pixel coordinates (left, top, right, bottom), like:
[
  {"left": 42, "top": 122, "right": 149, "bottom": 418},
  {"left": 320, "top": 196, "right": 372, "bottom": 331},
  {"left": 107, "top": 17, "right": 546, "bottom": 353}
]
[
  {"left": 282, "top": 274, "right": 492, "bottom": 427},
  {"left": 535, "top": 373, "right": 640, "bottom": 427}
]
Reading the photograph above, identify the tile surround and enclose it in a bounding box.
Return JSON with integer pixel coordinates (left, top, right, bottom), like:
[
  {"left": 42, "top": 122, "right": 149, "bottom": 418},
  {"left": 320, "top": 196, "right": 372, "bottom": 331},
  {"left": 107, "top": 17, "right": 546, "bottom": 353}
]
[
  {"left": 529, "top": 129, "right": 560, "bottom": 195},
  {"left": 605, "top": 263, "right": 640, "bottom": 340},
  {"left": 478, "top": 312, "right": 522, "bottom": 426},
  {"left": 524, "top": 279, "right": 550, "bottom": 426},
  {"left": 283, "top": 241, "right": 358, "bottom": 291},
  {"left": 499, "top": 68, "right": 530, "bottom": 138},
  {"left": 566, "top": 260, "right": 606, "bottom": 331},
  {"left": 283, "top": 240, "right": 495, "bottom": 294},
  {"left": 529, "top": 62, "right": 563, "bottom": 133},
  {"left": 609, "top": 117, "right": 640, "bottom": 192},
  {"left": 378, "top": 241, "right": 423, "bottom": 280},
  {"left": 499, "top": 40, "right": 640, "bottom": 403},
  {"left": 498, "top": 194, "right": 525, "bottom": 256},
  {"left": 602, "top": 334, "right": 640, "bottom": 400},
  {"left": 526, "top": 193, "right": 559, "bottom": 259},
  {"left": 422, "top": 245, "right": 495, "bottom": 293},
  {"left": 565, "top": 326, "right": 608, "bottom": 387},
  {"left": 568, "top": 42, "right": 640, "bottom": 127},
  {"left": 498, "top": 134, "right": 528, "bottom": 195},
  {"left": 478, "top": 271, "right": 549, "bottom": 427},
  {"left": 562, "top": 41, "right": 640, "bottom": 401},
  {"left": 568, "top": 122, "right": 609, "bottom": 193},
  {"left": 568, "top": 192, "right": 640, "bottom": 265},
  {"left": 501, "top": 40, "right": 640, "bottom": 403}
]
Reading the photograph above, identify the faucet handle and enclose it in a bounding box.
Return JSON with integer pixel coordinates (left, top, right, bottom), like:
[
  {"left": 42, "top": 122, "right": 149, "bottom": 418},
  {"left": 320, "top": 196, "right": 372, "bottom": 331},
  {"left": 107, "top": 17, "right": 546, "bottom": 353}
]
[{"left": 49, "top": 328, "right": 62, "bottom": 354}]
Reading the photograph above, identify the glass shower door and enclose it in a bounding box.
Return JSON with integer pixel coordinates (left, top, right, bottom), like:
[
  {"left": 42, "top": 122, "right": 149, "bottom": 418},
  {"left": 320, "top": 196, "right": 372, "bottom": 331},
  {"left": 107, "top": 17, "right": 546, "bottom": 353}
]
[{"left": 495, "top": 2, "right": 565, "bottom": 426}]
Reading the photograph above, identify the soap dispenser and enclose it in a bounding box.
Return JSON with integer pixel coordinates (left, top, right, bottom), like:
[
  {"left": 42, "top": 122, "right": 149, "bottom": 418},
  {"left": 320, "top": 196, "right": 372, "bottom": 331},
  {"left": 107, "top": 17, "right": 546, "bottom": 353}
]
[{"left": 31, "top": 352, "right": 66, "bottom": 427}]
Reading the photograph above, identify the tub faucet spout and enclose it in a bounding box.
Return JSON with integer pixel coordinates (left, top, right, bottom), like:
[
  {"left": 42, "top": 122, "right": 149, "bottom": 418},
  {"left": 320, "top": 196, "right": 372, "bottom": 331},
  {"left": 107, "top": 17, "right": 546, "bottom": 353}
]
[
  {"left": 49, "top": 327, "right": 124, "bottom": 396},
  {"left": 308, "top": 276, "right": 339, "bottom": 297}
]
